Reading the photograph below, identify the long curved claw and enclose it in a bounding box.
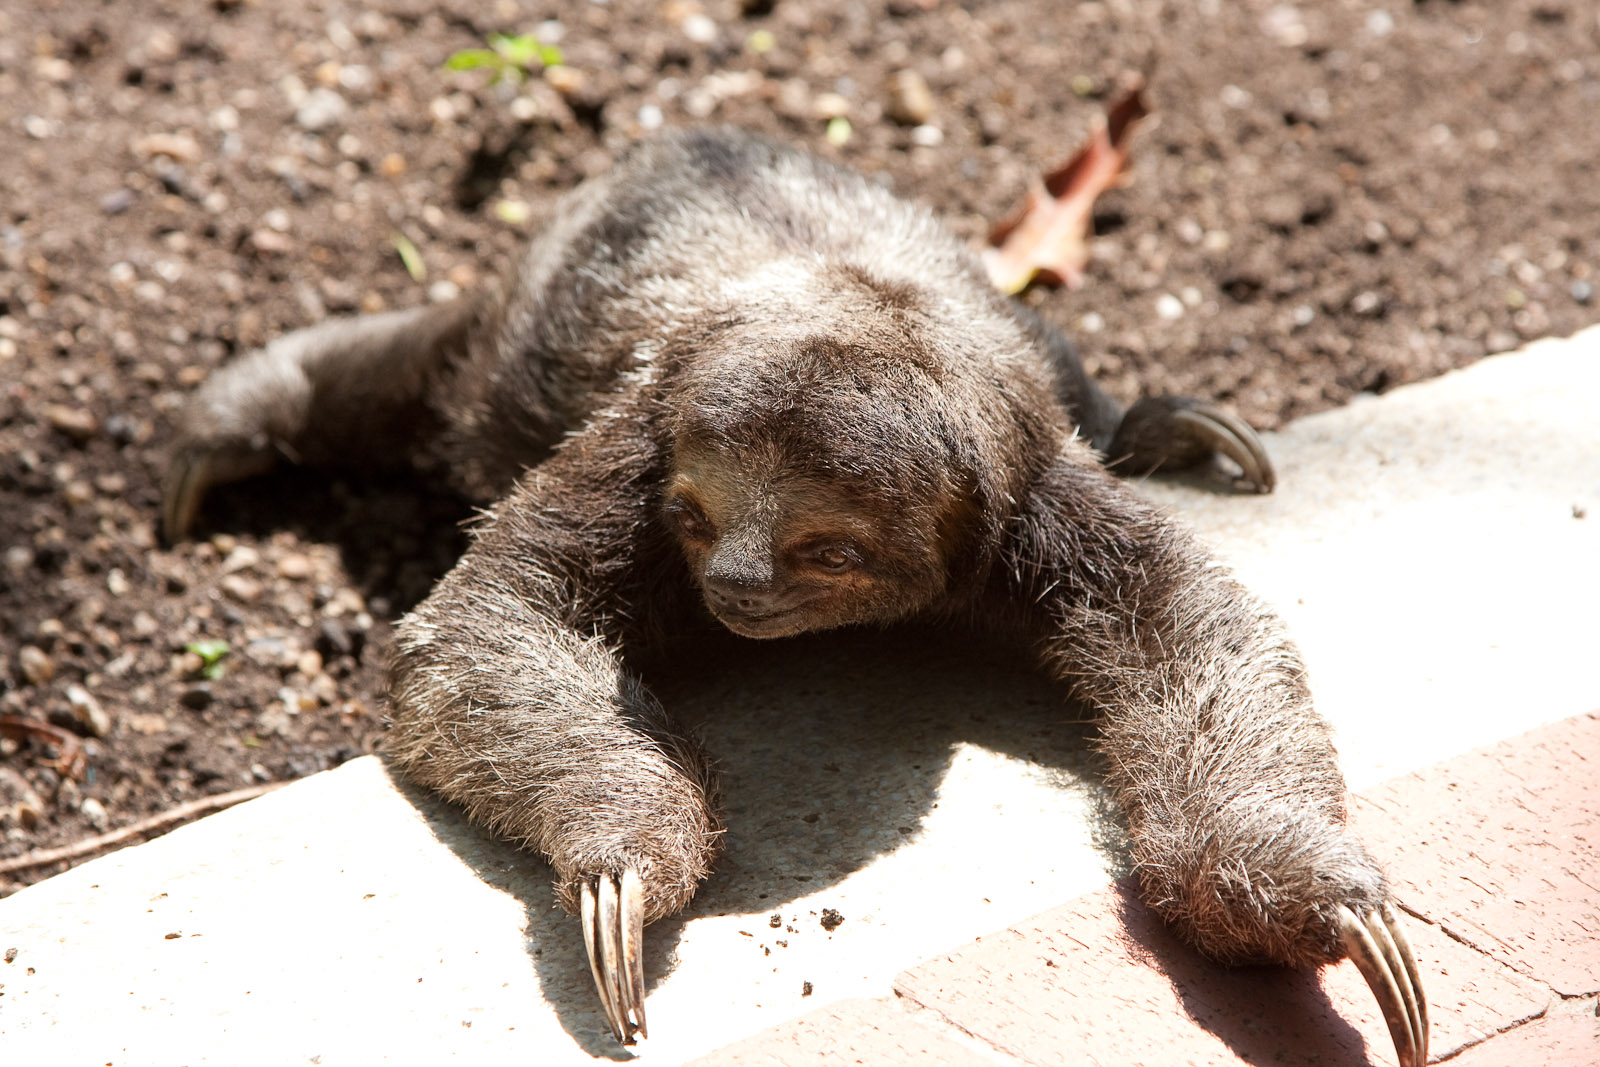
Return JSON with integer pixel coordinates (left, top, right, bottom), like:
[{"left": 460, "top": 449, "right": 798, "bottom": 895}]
[
  {"left": 161, "top": 442, "right": 278, "bottom": 544},
  {"left": 580, "top": 870, "right": 648, "bottom": 1045},
  {"left": 1337, "top": 903, "right": 1429, "bottom": 1067},
  {"left": 1169, "top": 402, "right": 1277, "bottom": 494},
  {"left": 162, "top": 450, "right": 212, "bottom": 545}
]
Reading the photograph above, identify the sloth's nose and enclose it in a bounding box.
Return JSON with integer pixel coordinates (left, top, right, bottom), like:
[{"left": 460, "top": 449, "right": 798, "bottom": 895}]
[{"left": 704, "top": 581, "right": 780, "bottom": 616}]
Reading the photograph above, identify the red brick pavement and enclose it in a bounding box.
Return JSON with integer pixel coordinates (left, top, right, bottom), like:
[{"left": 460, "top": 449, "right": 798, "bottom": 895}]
[{"left": 1352, "top": 710, "right": 1600, "bottom": 998}]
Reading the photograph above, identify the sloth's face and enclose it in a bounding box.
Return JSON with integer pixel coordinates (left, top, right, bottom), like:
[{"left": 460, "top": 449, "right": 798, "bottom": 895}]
[{"left": 665, "top": 443, "right": 946, "bottom": 639}]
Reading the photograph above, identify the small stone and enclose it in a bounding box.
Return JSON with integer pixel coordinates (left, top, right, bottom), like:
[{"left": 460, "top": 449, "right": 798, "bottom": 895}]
[
  {"left": 1155, "top": 293, "right": 1185, "bottom": 320},
  {"left": 100, "top": 188, "right": 138, "bottom": 215},
  {"left": 16, "top": 799, "right": 42, "bottom": 831},
  {"left": 131, "top": 133, "right": 202, "bottom": 162},
  {"left": 276, "top": 553, "right": 314, "bottom": 580},
  {"left": 80, "top": 796, "right": 109, "bottom": 831},
  {"left": 885, "top": 69, "right": 934, "bottom": 126},
  {"left": 46, "top": 405, "right": 99, "bottom": 442},
  {"left": 542, "top": 65, "right": 586, "bottom": 96},
  {"left": 220, "top": 574, "right": 264, "bottom": 603},
  {"left": 295, "top": 88, "right": 350, "bottom": 132},
  {"left": 681, "top": 13, "right": 718, "bottom": 44},
  {"left": 126, "top": 712, "right": 169, "bottom": 735},
  {"left": 18, "top": 646, "right": 55, "bottom": 686},
  {"left": 250, "top": 229, "right": 294, "bottom": 255},
  {"left": 221, "top": 545, "right": 261, "bottom": 574},
  {"left": 1572, "top": 280, "right": 1594, "bottom": 305},
  {"left": 66, "top": 685, "right": 112, "bottom": 737},
  {"left": 309, "top": 673, "right": 339, "bottom": 706},
  {"left": 813, "top": 93, "right": 851, "bottom": 120},
  {"left": 296, "top": 649, "right": 324, "bottom": 677}
]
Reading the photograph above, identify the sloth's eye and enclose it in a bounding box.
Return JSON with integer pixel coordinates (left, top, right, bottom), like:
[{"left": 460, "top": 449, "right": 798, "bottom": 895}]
[
  {"left": 667, "top": 498, "right": 714, "bottom": 540},
  {"left": 811, "top": 544, "right": 858, "bottom": 572}
]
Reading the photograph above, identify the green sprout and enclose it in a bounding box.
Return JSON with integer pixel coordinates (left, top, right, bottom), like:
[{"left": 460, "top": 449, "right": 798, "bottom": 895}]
[
  {"left": 391, "top": 231, "right": 426, "bottom": 282},
  {"left": 185, "top": 639, "right": 231, "bottom": 681},
  {"left": 445, "top": 33, "right": 565, "bottom": 85}
]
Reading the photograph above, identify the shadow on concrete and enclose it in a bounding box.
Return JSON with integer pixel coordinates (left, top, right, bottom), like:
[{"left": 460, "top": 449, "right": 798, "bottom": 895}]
[
  {"left": 383, "top": 622, "right": 1130, "bottom": 1055},
  {"left": 1109, "top": 880, "right": 1377, "bottom": 1066}
]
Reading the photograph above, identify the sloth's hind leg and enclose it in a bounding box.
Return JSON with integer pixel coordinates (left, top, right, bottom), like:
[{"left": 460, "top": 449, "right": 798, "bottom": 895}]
[{"left": 163, "top": 298, "right": 478, "bottom": 541}]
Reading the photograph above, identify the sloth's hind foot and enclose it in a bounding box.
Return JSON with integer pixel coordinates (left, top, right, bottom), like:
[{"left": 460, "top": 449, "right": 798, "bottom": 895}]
[
  {"left": 579, "top": 868, "right": 648, "bottom": 1045},
  {"left": 1338, "top": 902, "right": 1429, "bottom": 1067},
  {"left": 163, "top": 437, "right": 279, "bottom": 545},
  {"left": 1107, "top": 396, "right": 1276, "bottom": 493}
]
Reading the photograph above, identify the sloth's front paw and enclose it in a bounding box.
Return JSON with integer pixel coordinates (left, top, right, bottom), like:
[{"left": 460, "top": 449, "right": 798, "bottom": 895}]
[
  {"left": 1106, "top": 395, "right": 1276, "bottom": 493},
  {"left": 577, "top": 868, "right": 648, "bottom": 1045}
]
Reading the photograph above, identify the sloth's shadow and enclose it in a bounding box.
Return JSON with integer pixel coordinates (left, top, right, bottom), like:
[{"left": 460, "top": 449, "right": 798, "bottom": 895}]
[{"left": 394, "top": 622, "right": 1128, "bottom": 1058}]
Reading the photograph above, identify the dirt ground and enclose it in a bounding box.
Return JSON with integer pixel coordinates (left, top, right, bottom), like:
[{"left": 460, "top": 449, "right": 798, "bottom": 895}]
[{"left": 1, "top": 0, "right": 1596, "bottom": 887}]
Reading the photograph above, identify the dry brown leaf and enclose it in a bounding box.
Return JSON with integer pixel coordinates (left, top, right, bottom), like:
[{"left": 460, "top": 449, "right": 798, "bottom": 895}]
[{"left": 983, "top": 82, "right": 1150, "bottom": 294}]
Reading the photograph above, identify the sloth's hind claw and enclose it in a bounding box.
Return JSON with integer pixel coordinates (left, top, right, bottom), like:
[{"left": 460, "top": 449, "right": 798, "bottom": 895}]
[
  {"left": 1168, "top": 402, "right": 1277, "bottom": 493},
  {"left": 1106, "top": 396, "right": 1277, "bottom": 493}
]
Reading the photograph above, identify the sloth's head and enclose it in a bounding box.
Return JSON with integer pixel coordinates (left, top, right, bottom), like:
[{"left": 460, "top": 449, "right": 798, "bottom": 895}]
[{"left": 662, "top": 332, "right": 994, "bottom": 639}]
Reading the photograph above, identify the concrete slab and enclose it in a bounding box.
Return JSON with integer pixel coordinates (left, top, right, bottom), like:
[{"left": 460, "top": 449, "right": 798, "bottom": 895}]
[
  {"left": 1134, "top": 325, "right": 1600, "bottom": 789},
  {"left": 1352, "top": 710, "right": 1600, "bottom": 997},
  {"left": 3, "top": 327, "right": 1598, "bottom": 1064},
  {"left": 681, "top": 998, "right": 1004, "bottom": 1066},
  {"left": 0, "top": 637, "right": 1126, "bottom": 1065}
]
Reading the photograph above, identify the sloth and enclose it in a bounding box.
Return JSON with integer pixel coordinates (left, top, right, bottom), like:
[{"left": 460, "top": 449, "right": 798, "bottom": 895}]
[{"left": 164, "top": 127, "right": 1426, "bottom": 1064}]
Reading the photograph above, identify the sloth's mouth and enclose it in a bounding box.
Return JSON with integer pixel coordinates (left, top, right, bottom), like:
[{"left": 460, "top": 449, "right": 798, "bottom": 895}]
[{"left": 712, "top": 605, "right": 810, "bottom": 640}]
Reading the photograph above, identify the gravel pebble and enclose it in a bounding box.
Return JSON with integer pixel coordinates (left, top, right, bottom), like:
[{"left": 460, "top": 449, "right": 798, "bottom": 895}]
[
  {"left": 220, "top": 574, "right": 264, "bottom": 603},
  {"left": 80, "top": 795, "right": 110, "bottom": 830},
  {"left": 66, "top": 685, "right": 113, "bottom": 737},
  {"left": 18, "top": 645, "right": 56, "bottom": 686},
  {"left": 886, "top": 69, "right": 934, "bottom": 126},
  {"left": 295, "top": 88, "right": 350, "bottom": 131},
  {"left": 45, "top": 405, "right": 100, "bottom": 441},
  {"left": 100, "top": 188, "right": 138, "bottom": 215}
]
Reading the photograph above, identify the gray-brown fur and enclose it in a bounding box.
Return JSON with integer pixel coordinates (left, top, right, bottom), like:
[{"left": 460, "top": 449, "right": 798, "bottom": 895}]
[{"left": 168, "top": 128, "right": 1388, "bottom": 974}]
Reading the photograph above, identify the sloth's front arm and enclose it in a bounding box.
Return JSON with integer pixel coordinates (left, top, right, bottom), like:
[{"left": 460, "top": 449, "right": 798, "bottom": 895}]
[
  {"left": 1000, "top": 450, "right": 1428, "bottom": 1067},
  {"left": 383, "top": 415, "right": 720, "bottom": 1044}
]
